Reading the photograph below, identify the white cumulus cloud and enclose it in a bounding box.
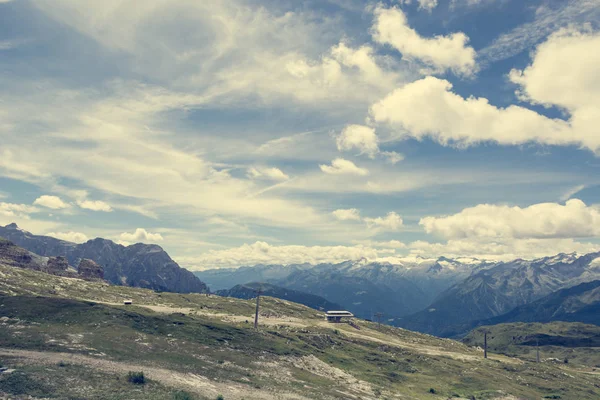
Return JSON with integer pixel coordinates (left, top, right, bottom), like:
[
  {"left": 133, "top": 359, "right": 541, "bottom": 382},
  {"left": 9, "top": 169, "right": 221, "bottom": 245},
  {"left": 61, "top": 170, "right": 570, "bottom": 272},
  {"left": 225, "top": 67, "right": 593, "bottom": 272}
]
[
  {"left": 372, "top": 6, "right": 477, "bottom": 75},
  {"left": 46, "top": 231, "right": 89, "bottom": 243},
  {"left": 0, "top": 202, "right": 39, "bottom": 218},
  {"left": 118, "top": 228, "right": 164, "bottom": 245},
  {"left": 335, "top": 125, "right": 404, "bottom": 163},
  {"left": 408, "top": 237, "right": 599, "bottom": 262},
  {"left": 364, "top": 212, "right": 404, "bottom": 231},
  {"left": 372, "top": 28, "right": 600, "bottom": 153},
  {"left": 420, "top": 199, "right": 600, "bottom": 240},
  {"left": 77, "top": 199, "right": 113, "bottom": 212},
  {"left": 371, "top": 76, "right": 574, "bottom": 149},
  {"left": 332, "top": 208, "right": 362, "bottom": 221},
  {"left": 509, "top": 27, "right": 600, "bottom": 144},
  {"left": 177, "top": 241, "right": 392, "bottom": 270},
  {"left": 320, "top": 158, "right": 369, "bottom": 176},
  {"left": 336, "top": 125, "right": 380, "bottom": 158},
  {"left": 33, "top": 195, "right": 70, "bottom": 210}
]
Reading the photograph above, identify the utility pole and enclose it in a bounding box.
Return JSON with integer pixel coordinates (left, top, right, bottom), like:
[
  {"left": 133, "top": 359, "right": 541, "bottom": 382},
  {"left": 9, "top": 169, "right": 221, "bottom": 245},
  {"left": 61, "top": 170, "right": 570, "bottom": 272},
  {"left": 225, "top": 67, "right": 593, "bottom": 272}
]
[
  {"left": 374, "top": 312, "right": 384, "bottom": 329},
  {"left": 536, "top": 339, "right": 540, "bottom": 363},
  {"left": 483, "top": 330, "right": 489, "bottom": 359},
  {"left": 254, "top": 288, "right": 263, "bottom": 330}
]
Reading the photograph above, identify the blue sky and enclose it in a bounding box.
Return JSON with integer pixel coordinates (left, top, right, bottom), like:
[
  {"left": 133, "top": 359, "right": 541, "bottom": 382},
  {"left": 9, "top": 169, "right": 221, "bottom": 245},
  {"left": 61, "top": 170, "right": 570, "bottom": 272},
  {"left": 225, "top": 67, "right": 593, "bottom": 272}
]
[{"left": 1, "top": 0, "right": 599, "bottom": 269}]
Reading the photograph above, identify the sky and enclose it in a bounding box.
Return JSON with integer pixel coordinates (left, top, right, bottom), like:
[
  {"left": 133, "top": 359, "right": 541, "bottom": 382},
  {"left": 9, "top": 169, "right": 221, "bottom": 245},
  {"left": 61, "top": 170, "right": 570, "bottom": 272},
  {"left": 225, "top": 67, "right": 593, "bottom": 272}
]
[{"left": 1, "top": 0, "right": 600, "bottom": 270}]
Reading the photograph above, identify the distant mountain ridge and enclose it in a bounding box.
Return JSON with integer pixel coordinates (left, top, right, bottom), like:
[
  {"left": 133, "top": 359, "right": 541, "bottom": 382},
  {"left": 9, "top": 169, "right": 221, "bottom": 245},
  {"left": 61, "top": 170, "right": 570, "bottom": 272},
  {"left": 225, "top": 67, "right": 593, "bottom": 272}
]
[
  {"left": 0, "top": 223, "right": 208, "bottom": 294},
  {"left": 197, "top": 256, "right": 497, "bottom": 320},
  {"left": 216, "top": 282, "right": 343, "bottom": 312},
  {"left": 482, "top": 279, "right": 600, "bottom": 327},
  {"left": 397, "top": 252, "right": 600, "bottom": 337}
]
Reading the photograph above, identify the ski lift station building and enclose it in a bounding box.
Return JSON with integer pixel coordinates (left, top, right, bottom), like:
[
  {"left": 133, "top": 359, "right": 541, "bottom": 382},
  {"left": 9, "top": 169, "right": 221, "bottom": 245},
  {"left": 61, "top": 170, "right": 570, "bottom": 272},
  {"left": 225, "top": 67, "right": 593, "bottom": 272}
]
[{"left": 326, "top": 310, "right": 354, "bottom": 323}]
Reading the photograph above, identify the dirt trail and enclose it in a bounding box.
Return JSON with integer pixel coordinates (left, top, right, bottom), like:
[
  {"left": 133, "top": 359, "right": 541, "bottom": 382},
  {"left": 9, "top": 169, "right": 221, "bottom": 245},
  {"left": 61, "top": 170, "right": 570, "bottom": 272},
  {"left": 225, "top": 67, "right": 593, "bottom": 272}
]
[{"left": 0, "top": 348, "right": 309, "bottom": 400}]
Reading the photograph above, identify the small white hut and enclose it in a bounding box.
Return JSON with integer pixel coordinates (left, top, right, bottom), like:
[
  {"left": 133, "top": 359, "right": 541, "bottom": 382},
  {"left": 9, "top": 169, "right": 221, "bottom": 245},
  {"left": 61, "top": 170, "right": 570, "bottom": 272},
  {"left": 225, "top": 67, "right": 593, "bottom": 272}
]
[{"left": 326, "top": 310, "right": 354, "bottom": 323}]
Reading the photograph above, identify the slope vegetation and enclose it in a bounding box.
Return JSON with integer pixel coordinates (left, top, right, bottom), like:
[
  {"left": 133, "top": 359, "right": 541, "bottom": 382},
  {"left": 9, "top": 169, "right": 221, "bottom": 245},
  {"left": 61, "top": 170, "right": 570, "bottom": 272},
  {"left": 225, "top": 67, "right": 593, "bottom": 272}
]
[
  {"left": 463, "top": 322, "right": 600, "bottom": 368},
  {"left": 1, "top": 263, "right": 599, "bottom": 399}
]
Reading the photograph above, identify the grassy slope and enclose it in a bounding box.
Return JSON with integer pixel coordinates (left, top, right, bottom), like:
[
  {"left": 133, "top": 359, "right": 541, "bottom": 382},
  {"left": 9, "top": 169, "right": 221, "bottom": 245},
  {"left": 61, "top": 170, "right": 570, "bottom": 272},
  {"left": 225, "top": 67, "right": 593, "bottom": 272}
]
[
  {"left": 463, "top": 322, "right": 600, "bottom": 368},
  {"left": 0, "top": 359, "right": 201, "bottom": 400},
  {"left": 1, "top": 264, "right": 600, "bottom": 400}
]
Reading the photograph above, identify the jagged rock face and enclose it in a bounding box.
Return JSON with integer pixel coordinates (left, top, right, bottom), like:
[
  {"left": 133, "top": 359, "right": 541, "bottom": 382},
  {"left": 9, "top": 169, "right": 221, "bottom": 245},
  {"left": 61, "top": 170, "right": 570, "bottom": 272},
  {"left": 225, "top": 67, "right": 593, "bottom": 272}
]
[
  {"left": 0, "top": 224, "right": 208, "bottom": 294},
  {"left": 45, "top": 256, "right": 78, "bottom": 278},
  {"left": 77, "top": 259, "right": 104, "bottom": 281},
  {"left": 47, "top": 256, "right": 69, "bottom": 272}
]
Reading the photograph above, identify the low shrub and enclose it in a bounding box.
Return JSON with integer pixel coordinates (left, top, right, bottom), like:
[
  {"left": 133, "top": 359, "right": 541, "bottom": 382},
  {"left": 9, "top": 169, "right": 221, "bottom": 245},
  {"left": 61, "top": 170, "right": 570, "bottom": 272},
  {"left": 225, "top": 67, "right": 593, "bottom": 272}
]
[
  {"left": 173, "top": 391, "right": 194, "bottom": 400},
  {"left": 127, "top": 371, "right": 145, "bottom": 385}
]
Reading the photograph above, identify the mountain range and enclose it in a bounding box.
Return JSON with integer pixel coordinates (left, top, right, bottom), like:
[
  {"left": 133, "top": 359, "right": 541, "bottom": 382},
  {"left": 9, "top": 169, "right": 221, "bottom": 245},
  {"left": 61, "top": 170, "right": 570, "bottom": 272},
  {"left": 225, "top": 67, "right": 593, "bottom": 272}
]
[
  {"left": 0, "top": 223, "right": 208, "bottom": 294},
  {"left": 5, "top": 222, "right": 600, "bottom": 338},
  {"left": 197, "top": 256, "right": 496, "bottom": 320},
  {"left": 396, "top": 252, "right": 600, "bottom": 337},
  {"left": 482, "top": 279, "right": 600, "bottom": 327},
  {"left": 198, "top": 251, "right": 600, "bottom": 335}
]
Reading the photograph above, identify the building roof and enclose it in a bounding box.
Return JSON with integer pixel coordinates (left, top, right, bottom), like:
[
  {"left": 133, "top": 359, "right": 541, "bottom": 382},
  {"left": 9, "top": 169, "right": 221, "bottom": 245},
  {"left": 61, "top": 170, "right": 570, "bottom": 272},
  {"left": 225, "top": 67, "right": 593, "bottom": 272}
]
[{"left": 326, "top": 311, "right": 354, "bottom": 316}]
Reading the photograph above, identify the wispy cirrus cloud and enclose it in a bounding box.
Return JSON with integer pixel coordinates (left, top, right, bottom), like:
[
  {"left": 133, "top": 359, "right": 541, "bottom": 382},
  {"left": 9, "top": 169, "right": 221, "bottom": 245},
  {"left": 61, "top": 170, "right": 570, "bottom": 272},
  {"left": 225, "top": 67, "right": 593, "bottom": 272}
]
[{"left": 478, "top": 0, "right": 600, "bottom": 65}]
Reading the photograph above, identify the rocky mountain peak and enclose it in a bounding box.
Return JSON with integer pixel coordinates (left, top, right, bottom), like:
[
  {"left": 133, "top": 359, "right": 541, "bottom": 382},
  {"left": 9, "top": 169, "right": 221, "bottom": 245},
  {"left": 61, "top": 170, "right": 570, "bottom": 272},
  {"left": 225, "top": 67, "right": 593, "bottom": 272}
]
[{"left": 0, "top": 224, "right": 209, "bottom": 294}]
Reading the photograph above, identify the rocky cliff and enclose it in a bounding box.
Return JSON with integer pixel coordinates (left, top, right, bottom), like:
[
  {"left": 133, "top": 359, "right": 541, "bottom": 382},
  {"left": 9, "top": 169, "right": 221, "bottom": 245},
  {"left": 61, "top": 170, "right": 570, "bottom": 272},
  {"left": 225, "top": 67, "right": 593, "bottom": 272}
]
[{"left": 77, "top": 259, "right": 104, "bottom": 281}]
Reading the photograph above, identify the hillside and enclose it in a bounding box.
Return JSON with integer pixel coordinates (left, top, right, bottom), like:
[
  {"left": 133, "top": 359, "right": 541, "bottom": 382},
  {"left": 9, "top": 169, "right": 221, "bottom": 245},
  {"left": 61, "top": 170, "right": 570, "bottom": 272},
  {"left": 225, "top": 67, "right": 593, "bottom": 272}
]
[
  {"left": 463, "top": 322, "right": 600, "bottom": 367},
  {"left": 0, "top": 223, "right": 208, "bottom": 294},
  {"left": 1, "top": 263, "right": 600, "bottom": 399},
  {"left": 397, "top": 252, "right": 600, "bottom": 337},
  {"left": 216, "top": 282, "right": 343, "bottom": 311}
]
